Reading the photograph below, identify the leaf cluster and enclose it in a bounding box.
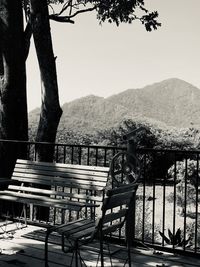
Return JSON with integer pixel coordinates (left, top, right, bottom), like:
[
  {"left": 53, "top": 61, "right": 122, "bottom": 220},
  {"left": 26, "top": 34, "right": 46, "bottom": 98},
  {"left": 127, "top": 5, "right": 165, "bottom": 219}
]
[
  {"left": 96, "top": 0, "right": 160, "bottom": 30},
  {"left": 48, "top": 0, "right": 161, "bottom": 30},
  {"left": 159, "top": 228, "right": 191, "bottom": 247}
]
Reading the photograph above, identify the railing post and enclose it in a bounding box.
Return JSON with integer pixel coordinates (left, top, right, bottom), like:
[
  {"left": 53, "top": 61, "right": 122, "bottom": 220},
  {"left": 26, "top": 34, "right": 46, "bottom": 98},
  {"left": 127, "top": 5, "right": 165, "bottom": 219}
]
[
  {"left": 127, "top": 139, "right": 136, "bottom": 155},
  {"left": 126, "top": 139, "right": 137, "bottom": 246},
  {"left": 127, "top": 139, "right": 137, "bottom": 173},
  {"left": 124, "top": 129, "right": 145, "bottom": 247}
]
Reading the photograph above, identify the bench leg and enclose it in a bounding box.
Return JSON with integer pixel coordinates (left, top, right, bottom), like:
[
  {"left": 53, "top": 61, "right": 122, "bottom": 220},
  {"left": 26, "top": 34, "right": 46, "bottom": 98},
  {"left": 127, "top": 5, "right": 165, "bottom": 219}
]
[
  {"left": 29, "top": 204, "right": 33, "bottom": 222},
  {"left": 61, "top": 209, "right": 65, "bottom": 224},
  {"left": 23, "top": 204, "right": 27, "bottom": 226}
]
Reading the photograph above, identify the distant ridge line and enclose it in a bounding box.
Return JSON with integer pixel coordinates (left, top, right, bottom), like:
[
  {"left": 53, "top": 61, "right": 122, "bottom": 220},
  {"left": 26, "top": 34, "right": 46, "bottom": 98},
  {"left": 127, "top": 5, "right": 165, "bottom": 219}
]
[{"left": 29, "top": 78, "right": 200, "bottom": 132}]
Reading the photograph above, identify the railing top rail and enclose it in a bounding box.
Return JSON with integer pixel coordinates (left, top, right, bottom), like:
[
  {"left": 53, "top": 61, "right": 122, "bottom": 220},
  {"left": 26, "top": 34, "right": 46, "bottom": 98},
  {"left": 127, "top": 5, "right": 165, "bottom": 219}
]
[
  {"left": 0, "top": 139, "right": 126, "bottom": 150},
  {"left": 1, "top": 139, "right": 200, "bottom": 154},
  {"left": 137, "top": 147, "right": 200, "bottom": 154}
]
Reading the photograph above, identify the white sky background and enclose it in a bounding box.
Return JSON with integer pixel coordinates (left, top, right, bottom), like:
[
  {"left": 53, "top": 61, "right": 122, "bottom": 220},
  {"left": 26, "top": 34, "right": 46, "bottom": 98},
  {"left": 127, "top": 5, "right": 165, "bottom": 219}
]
[{"left": 26, "top": 0, "right": 200, "bottom": 111}]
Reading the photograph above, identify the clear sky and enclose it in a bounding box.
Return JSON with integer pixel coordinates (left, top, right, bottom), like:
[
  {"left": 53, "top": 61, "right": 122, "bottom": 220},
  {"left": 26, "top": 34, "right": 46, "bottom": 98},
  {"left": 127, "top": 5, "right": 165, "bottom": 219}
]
[{"left": 26, "top": 0, "right": 200, "bottom": 111}]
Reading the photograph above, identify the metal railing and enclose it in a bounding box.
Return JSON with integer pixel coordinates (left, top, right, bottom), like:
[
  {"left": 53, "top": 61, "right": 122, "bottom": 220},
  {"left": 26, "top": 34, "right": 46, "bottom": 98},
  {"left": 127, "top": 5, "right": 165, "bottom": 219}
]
[
  {"left": 0, "top": 139, "right": 125, "bottom": 166},
  {"left": 0, "top": 139, "right": 200, "bottom": 256},
  {"left": 133, "top": 148, "right": 200, "bottom": 257}
]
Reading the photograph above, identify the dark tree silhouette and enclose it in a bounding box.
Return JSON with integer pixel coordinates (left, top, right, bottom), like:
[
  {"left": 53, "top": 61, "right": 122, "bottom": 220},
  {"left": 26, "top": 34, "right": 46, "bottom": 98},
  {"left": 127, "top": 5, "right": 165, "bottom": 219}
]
[
  {"left": 29, "top": 0, "right": 63, "bottom": 162},
  {"left": 0, "top": 0, "right": 28, "bottom": 178}
]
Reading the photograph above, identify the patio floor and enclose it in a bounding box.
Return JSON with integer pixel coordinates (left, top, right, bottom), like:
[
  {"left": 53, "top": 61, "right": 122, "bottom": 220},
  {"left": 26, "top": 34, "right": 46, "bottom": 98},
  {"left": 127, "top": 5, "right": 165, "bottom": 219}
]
[{"left": 0, "top": 221, "right": 199, "bottom": 267}]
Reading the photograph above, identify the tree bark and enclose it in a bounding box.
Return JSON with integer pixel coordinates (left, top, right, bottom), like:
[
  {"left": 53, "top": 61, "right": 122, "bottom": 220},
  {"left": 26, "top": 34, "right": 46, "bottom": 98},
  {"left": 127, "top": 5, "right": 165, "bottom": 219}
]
[
  {"left": 29, "top": 0, "right": 62, "bottom": 221},
  {"left": 30, "top": 0, "right": 62, "bottom": 162},
  {"left": 0, "top": 0, "right": 28, "bottom": 179}
]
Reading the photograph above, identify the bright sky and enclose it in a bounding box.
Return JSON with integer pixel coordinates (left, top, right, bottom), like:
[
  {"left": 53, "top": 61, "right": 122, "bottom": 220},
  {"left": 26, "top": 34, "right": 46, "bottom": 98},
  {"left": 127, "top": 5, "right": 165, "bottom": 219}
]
[{"left": 26, "top": 0, "right": 200, "bottom": 111}]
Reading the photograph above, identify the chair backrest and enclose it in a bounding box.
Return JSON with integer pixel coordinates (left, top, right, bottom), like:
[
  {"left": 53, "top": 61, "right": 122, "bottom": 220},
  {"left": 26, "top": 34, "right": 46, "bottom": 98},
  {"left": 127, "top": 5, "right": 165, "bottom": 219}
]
[{"left": 96, "top": 183, "right": 138, "bottom": 236}]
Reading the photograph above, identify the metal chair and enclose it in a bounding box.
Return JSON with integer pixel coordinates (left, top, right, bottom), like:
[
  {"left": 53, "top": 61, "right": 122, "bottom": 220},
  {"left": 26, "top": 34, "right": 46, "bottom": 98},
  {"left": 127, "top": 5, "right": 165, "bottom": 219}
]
[{"left": 45, "top": 183, "right": 138, "bottom": 267}]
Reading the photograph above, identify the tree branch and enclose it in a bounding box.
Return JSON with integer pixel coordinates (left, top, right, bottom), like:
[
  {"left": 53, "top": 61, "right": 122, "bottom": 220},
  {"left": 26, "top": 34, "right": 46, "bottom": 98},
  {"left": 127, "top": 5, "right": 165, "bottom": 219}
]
[
  {"left": 59, "top": 0, "right": 72, "bottom": 15},
  {"left": 49, "top": 5, "right": 97, "bottom": 23},
  {"left": 49, "top": 14, "right": 75, "bottom": 23},
  {"left": 68, "top": 6, "right": 97, "bottom": 19}
]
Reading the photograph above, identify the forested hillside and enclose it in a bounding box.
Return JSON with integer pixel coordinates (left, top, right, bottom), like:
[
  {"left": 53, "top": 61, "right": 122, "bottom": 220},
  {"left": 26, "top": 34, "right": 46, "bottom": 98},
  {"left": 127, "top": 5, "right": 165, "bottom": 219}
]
[{"left": 29, "top": 78, "right": 200, "bottom": 148}]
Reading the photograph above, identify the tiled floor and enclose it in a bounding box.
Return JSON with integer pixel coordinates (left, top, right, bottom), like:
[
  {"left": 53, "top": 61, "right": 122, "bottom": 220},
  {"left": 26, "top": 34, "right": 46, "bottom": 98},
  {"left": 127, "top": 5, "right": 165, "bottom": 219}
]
[{"left": 0, "top": 222, "right": 199, "bottom": 267}]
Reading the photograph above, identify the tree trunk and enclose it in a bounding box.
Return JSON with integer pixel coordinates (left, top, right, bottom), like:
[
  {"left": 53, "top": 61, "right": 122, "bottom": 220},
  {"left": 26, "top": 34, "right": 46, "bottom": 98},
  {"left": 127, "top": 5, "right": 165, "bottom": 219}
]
[
  {"left": 30, "top": 0, "right": 62, "bottom": 221},
  {"left": 0, "top": 0, "right": 28, "bottom": 179},
  {"left": 30, "top": 0, "right": 62, "bottom": 162}
]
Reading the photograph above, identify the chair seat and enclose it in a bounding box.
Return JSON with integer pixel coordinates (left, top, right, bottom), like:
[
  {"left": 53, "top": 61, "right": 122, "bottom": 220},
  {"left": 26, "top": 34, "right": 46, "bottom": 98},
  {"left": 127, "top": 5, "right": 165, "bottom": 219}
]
[{"left": 49, "top": 218, "right": 96, "bottom": 240}]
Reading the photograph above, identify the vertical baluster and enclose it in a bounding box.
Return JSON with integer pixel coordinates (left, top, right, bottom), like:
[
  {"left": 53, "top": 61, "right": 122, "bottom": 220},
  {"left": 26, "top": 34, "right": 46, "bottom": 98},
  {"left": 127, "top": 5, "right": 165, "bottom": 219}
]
[
  {"left": 142, "top": 153, "right": 147, "bottom": 243},
  {"left": 162, "top": 159, "right": 166, "bottom": 247},
  {"left": 55, "top": 145, "right": 59, "bottom": 162},
  {"left": 195, "top": 153, "right": 199, "bottom": 253},
  {"left": 34, "top": 143, "right": 37, "bottom": 161},
  {"left": 172, "top": 153, "right": 177, "bottom": 250},
  {"left": 104, "top": 148, "right": 107, "bottom": 167},
  {"left": 63, "top": 146, "right": 66, "bottom": 163},
  {"left": 95, "top": 148, "right": 98, "bottom": 166},
  {"left": 87, "top": 147, "right": 90, "bottom": 166},
  {"left": 27, "top": 143, "right": 30, "bottom": 159},
  {"left": 183, "top": 156, "right": 188, "bottom": 251},
  {"left": 71, "top": 146, "right": 74, "bottom": 164},
  {"left": 79, "top": 146, "right": 82, "bottom": 165},
  {"left": 152, "top": 164, "right": 156, "bottom": 244}
]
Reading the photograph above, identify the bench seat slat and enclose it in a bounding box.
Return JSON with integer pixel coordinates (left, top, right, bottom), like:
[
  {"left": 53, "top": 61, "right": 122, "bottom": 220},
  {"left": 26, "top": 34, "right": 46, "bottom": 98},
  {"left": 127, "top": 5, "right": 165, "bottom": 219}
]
[
  {"left": 15, "top": 164, "right": 109, "bottom": 178},
  {"left": 16, "top": 159, "right": 109, "bottom": 172},
  {"left": 14, "top": 167, "right": 108, "bottom": 182},
  {"left": 12, "top": 172, "right": 107, "bottom": 186},
  {"left": 12, "top": 173, "right": 106, "bottom": 189},
  {"left": 11, "top": 176, "right": 105, "bottom": 191},
  {"left": 0, "top": 190, "right": 99, "bottom": 208},
  {"left": 0, "top": 193, "right": 83, "bottom": 211},
  {"left": 8, "top": 185, "right": 102, "bottom": 202}
]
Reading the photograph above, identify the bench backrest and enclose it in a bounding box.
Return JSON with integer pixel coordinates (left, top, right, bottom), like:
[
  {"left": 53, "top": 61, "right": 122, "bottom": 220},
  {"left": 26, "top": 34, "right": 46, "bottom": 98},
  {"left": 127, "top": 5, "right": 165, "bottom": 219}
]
[{"left": 11, "top": 159, "right": 109, "bottom": 192}]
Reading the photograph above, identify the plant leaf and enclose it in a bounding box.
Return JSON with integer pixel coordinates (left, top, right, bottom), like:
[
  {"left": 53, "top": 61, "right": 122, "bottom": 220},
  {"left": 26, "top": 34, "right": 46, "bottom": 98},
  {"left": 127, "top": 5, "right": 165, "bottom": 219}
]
[
  {"left": 159, "top": 231, "right": 171, "bottom": 245},
  {"left": 175, "top": 228, "right": 182, "bottom": 245},
  {"left": 168, "top": 229, "right": 174, "bottom": 243}
]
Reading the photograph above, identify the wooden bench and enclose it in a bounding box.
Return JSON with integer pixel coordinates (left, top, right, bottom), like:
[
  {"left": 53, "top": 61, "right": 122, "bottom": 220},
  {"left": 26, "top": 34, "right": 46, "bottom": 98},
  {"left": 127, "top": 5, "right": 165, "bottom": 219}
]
[{"left": 0, "top": 159, "right": 109, "bottom": 224}]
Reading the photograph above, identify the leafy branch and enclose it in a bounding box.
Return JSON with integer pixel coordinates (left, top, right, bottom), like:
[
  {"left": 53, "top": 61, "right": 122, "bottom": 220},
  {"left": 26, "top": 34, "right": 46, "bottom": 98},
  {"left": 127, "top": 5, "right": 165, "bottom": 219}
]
[{"left": 48, "top": 0, "right": 161, "bottom": 31}]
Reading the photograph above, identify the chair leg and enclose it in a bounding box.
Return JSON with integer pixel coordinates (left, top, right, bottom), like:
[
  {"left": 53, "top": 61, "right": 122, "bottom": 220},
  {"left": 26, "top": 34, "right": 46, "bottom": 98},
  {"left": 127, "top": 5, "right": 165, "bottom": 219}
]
[
  {"left": 107, "top": 242, "right": 113, "bottom": 267},
  {"left": 75, "top": 242, "right": 79, "bottom": 267},
  {"left": 69, "top": 250, "right": 75, "bottom": 267},
  {"left": 45, "top": 229, "right": 51, "bottom": 267},
  {"left": 96, "top": 250, "right": 100, "bottom": 267},
  {"left": 127, "top": 243, "right": 131, "bottom": 267},
  {"left": 62, "top": 234, "right": 65, "bottom": 252},
  {"left": 99, "top": 237, "right": 104, "bottom": 267}
]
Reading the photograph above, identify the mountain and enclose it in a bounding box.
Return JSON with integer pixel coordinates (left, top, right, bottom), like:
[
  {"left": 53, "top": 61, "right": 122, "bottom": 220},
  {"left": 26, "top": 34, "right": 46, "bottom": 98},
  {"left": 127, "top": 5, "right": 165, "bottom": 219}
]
[{"left": 29, "top": 78, "right": 200, "bottom": 136}]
